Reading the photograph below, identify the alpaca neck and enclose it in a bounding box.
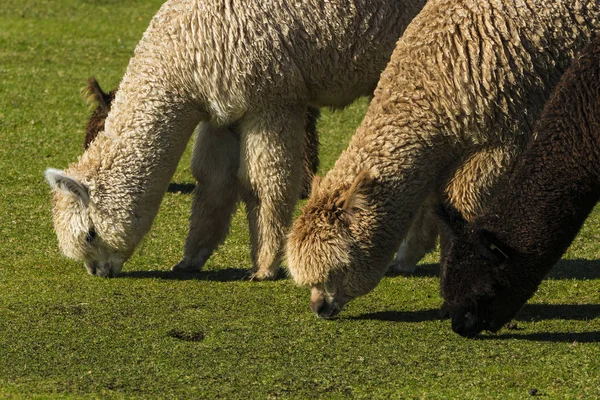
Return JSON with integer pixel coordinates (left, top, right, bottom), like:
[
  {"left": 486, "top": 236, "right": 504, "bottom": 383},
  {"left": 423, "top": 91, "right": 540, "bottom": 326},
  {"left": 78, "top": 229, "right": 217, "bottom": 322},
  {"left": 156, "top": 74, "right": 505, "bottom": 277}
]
[
  {"left": 481, "top": 109, "right": 600, "bottom": 264},
  {"left": 74, "top": 86, "right": 204, "bottom": 248}
]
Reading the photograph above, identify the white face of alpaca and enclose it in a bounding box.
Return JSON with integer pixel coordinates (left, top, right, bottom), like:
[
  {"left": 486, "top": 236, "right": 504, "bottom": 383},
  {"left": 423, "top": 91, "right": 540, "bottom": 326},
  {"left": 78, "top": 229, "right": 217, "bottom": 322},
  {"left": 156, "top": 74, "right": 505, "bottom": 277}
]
[{"left": 45, "top": 169, "right": 127, "bottom": 277}]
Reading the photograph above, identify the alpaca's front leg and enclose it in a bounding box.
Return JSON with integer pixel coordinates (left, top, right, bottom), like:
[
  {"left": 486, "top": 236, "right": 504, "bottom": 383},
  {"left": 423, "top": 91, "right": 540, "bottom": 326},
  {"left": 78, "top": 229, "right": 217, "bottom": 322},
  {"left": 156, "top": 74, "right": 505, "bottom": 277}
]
[
  {"left": 389, "top": 199, "right": 439, "bottom": 273},
  {"left": 173, "top": 123, "right": 240, "bottom": 272},
  {"left": 238, "top": 107, "right": 306, "bottom": 280}
]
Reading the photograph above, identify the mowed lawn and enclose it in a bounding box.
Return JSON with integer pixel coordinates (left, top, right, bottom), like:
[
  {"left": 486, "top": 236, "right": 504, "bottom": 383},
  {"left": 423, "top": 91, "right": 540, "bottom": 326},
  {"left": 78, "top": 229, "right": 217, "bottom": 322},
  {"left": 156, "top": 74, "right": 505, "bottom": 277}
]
[{"left": 1, "top": 0, "right": 599, "bottom": 398}]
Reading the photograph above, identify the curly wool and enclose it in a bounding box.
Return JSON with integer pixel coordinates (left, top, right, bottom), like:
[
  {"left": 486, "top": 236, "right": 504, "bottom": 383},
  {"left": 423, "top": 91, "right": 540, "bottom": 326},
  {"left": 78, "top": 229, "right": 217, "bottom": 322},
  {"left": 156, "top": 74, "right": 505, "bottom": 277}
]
[
  {"left": 288, "top": 0, "right": 600, "bottom": 296},
  {"left": 47, "top": 0, "right": 426, "bottom": 277},
  {"left": 440, "top": 36, "right": 600, "bottom": 336}
]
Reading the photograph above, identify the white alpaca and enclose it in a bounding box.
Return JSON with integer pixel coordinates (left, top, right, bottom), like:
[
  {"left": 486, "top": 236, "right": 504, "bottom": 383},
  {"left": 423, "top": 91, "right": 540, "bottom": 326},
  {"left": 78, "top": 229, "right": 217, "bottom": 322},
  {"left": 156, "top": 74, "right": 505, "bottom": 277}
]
[{"left": 46, "top": 0, "right": 427, "bottom": 278}]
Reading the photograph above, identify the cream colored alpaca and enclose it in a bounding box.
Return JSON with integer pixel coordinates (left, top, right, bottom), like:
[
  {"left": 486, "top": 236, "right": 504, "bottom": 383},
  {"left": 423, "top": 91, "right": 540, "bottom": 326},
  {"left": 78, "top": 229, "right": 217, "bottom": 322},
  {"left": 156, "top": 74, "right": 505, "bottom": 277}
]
[
  {"left": 287, "top": 0, "right": 600, "bottom": 317},
  {"left": 46, "top": 0, "right": 427, "bottom": 278}
]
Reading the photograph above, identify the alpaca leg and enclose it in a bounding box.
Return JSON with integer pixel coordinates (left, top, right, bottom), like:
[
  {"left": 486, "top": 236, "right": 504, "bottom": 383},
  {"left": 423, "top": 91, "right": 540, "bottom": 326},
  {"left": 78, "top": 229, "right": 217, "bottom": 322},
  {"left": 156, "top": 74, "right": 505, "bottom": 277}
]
[
  {"left": 238, "top": 107, "right": 305, "bottom": 280},
  {"left": 389, "top": 201, "right": 439, "bottom": 273},
  {"left": 299, "top": 107, "right": 320, "bottom": 199},
  {"left": 173, "top": 122, "right": 240, "bottom": 272}
]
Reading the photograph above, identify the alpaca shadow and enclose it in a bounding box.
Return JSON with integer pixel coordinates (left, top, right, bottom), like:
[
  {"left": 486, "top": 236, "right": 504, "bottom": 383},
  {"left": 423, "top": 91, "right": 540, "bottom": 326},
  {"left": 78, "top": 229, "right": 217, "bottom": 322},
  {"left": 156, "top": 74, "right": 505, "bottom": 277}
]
[
  {"left": 546, "top": 259, "right": 600, "bottom": 280},
  {"left": 121, "top": 268, "right": 249, "bottom": 282},
  {"left": 481, "top": 330, "right": 600, "bottom": 343},
  {"left": 390, "top": 259, "right": 600, "bottom": 280},
  {"left": 351, "top": 303, "right": 600, "bottom": 326},
  {"left": 167, "top": 182, "right": 195, "bottom": 194},
  {"left": 121, "top": 267, "right": 289, "bottom": 282},
  {"left": 348, "top": 308, "right": 444, "bottom": 323},
  {"left": 516, "top": 303, "right": 600, "bottom": 322}
]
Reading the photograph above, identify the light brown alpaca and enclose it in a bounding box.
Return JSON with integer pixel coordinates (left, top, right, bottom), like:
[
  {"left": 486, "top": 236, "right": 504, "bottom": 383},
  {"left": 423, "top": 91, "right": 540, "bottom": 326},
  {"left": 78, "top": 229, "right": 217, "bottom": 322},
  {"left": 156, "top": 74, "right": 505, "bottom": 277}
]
[
  {"left": 46, "top": 0, "right": 427, "bottom": 278},
  {"left": 287, "top": 0, "right": 600, "bottom": 318}
]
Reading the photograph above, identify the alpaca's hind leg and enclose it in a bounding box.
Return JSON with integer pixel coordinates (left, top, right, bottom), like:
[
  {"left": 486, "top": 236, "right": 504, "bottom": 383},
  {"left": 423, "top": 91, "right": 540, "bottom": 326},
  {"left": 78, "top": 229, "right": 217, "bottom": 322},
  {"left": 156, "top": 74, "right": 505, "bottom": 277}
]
[
  {"left": 238, "top": 107, "right": 305, "bottom": 280},
  {"left": 389, "top": 197, "right": 439, "bottom": 273},
  {"left": 173, "top": 122, "right": 240, "bottom": 272},
  {"left": 299, "top": 107, "right": 320, "bottom": 199}
]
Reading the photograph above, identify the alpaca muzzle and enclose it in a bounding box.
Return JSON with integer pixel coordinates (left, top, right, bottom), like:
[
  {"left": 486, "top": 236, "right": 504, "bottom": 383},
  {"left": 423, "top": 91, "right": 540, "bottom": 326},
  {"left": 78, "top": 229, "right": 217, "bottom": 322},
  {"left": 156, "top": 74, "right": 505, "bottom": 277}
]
[
  {"left": 85, "top": 260, "right": 124, "bottom": 278},
  {"left": 451, "top": 306, "right": 488, "bottom": 338}
]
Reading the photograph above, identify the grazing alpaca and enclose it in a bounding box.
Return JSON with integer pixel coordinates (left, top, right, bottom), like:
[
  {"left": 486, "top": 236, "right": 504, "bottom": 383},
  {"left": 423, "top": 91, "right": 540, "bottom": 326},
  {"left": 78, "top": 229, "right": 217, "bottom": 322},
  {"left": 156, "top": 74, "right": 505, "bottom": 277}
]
[
  {"left": 81, "top": 77, "right": 321, "bottom": 198},
  {"left": 46, "top": 0, "right": 427, "bottom": 278},
  {"left": 439, "top": 37, "right": 600, "bottom": 338},
  {"left": 286, "top": 0, "right": 600, "bottom": 318}
]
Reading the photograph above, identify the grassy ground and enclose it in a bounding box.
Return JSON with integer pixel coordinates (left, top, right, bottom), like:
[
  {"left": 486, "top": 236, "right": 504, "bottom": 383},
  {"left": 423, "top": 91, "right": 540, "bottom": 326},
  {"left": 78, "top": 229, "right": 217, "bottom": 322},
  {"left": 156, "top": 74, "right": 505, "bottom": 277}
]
[{"left": 1, "top": 0, "right": 599, "bottom": 398}]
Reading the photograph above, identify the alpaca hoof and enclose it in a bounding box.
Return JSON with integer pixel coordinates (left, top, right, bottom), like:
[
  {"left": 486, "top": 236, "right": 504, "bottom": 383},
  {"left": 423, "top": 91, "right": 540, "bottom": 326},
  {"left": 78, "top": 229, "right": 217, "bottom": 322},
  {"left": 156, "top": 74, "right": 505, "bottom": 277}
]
[
  {"left": 387, "top": 259, "right": 417, "bottom": 274},
  {"left": 248, "top": 269, "right": 278, "bottom": 281},
  {"left": 171, "top": 261, "right": 201, "bottom": 273}
]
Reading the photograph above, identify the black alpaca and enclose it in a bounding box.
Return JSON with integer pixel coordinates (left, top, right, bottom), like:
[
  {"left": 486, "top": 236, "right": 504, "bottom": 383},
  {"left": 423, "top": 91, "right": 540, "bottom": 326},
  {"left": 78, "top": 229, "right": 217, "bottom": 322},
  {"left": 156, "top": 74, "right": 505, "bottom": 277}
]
[{"left": 439, "top": 37, "right": 600, "bottom": 337}]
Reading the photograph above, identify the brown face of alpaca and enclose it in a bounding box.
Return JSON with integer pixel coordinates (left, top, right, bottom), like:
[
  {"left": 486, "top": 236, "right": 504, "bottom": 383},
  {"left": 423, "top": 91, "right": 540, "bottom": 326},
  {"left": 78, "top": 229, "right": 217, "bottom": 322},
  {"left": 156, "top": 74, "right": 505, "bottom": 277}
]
[
  {"left": 287, "top": 172, "right": 391, "bottom": 318},
  {"left": 82, "top": 77, "right": 116, "bottom": 149}
]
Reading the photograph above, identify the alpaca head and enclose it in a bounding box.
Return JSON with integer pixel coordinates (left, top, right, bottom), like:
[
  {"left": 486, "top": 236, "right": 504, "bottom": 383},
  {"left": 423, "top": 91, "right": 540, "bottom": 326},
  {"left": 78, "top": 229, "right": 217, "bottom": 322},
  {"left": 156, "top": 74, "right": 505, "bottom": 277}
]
[
  {"left": 45, "top": 168, "right": 131, "bottom": 277},
  {"left": 287, "top": 172, "right": 393, "bottom": 318},
  {"left": 438, "top": 203, "right": 530, "bottom": 337}
]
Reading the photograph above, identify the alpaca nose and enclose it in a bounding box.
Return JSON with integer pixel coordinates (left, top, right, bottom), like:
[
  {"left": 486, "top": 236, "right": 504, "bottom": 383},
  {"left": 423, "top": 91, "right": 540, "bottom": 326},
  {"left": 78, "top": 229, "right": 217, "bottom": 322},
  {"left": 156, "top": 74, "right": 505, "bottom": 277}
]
[
  {"left": 310, "top": 296, "right": 326, "bottom": 314},
  {"left": 452, "top": 309, "right": 482, "bottom": 338},
  {"left": 310, "top": 297, "right": 341, "bottom": 319},
  {"left": 85, "top": 261, "right": 114, "bottom": 278},
  {"left": 85, "top": 261, "right": 97, "bottom": 276}
]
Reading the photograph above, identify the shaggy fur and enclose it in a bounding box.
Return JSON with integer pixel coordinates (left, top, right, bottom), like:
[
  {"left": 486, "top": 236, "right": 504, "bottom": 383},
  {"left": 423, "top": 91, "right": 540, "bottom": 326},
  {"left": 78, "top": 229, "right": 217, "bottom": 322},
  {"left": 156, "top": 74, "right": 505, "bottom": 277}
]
[
  {"left": 46, "top": 0, "right": 427, "bottom": 278},
  {"left": 82, "top": 77, "right": 321, "bottom": 198},
  {"left": 287, "top": 0, "right": 600, "bottom": 318},
  {"left": 439, "top": 37, "right": 600, "bottom": 337}
]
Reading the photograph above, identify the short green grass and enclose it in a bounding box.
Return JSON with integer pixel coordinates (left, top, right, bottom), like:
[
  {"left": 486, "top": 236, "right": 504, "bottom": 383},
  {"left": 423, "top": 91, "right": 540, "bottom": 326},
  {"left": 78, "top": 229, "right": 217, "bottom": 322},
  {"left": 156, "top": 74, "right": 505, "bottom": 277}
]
[{"left": 1, "top": 1, "right": 599, "bottom": 398}]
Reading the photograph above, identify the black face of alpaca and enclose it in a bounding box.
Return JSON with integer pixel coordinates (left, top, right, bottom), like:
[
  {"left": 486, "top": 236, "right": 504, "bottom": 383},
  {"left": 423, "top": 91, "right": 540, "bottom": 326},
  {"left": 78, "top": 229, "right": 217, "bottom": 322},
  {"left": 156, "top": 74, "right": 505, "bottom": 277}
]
[{"left": 438, "top": 204, "right": 526, "bottom": 337}]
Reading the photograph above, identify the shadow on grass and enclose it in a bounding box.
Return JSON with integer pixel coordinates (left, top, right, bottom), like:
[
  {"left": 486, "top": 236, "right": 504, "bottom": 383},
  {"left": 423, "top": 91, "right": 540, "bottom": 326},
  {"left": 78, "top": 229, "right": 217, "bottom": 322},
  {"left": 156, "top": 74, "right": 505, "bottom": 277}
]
[
  {"left": 348, "top": 308, "right": 443, "bottom": 323},
  {"left": 167, "top": 182, "right": 195, "bottom": 194},
  {"left": 121, "top": 268, "right": 249, "bottom": 282},
  {"left": 482, "top": 331, "right": 600, "bottom": 343},
  {"left": 351, "top": 303, "right": 600, "bottom": 325},
  {"left": 516, "top": 303, "right": 600, "bottom": 322},
  {"left": 121, "top": 267, "right": 289, "bottom": 282},
  {"left": 391, "top": 259, "right": 600, "bottom": 280}
]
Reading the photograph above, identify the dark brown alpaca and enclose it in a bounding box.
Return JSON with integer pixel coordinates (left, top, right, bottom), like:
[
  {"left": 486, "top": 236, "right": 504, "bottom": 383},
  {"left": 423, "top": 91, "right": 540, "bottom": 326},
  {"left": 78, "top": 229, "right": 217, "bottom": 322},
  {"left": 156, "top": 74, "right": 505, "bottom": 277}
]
[
  {"left": 439, "top": 36, "right": 600, "bottom": 338},
  {"left": 82, "top": 77, "right": 320, "bottom": 198},
  {"left": 82, "top": 77, "right": 116, "bottom": 150}
]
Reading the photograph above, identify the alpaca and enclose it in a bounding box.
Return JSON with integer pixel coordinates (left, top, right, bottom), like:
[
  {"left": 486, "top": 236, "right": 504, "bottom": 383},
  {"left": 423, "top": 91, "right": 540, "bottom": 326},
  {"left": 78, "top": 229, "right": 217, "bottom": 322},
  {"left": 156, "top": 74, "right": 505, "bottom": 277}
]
[
  {"left": 46, "top": 0, "right": 427, "bottom": 278},
  {"left": 81, "top": 77, "right": 321, "bottom": 198},
  {"left": 439, "top": 37, "right": 600, "bottom": 338},
  {"left": 286, "top": 0, "right": 600, "bottom": 318}
]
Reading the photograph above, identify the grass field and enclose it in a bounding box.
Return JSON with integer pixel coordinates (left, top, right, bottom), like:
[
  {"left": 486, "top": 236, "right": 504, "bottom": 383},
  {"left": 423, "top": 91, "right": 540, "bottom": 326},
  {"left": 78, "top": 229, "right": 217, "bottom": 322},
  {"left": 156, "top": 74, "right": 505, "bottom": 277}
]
[{"left": 1, "top": 0, "right": 599, "bottom": 398}]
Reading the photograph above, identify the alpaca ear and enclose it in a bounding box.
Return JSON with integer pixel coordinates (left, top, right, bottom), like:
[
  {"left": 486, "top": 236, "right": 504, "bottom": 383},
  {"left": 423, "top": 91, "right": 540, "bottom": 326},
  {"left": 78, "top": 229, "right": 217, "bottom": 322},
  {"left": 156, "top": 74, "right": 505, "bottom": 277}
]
[
  {"left": 83, "top": 77, "right": 111, "bottom": 113},
  {"left": 340, "top": 171, "right": 374, "bottom": 220},
  {"left": 475, "top": 229, "right": 510, "bottom": 264},
  {"left": 436, "top": 202, "right": 467, "bottom": 237},
  {"left": 45, "top": 169, "right": 90, "bottom": 205}
]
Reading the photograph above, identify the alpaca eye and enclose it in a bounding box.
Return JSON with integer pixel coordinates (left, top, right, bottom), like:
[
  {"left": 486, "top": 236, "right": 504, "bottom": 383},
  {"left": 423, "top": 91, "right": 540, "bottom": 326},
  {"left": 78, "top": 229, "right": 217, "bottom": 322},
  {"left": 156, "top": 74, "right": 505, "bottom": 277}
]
[{"left": 85, "top": 227, "right": 96, "bottom": 243}]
